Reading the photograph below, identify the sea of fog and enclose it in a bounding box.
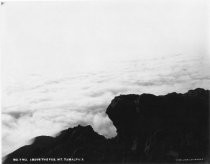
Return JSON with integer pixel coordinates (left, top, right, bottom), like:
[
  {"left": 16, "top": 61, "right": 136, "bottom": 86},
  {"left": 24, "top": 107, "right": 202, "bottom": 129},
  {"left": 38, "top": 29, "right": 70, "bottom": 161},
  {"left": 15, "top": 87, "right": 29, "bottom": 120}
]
[{"left": 2, "top": 54, "right": 210, "bottom": 156}]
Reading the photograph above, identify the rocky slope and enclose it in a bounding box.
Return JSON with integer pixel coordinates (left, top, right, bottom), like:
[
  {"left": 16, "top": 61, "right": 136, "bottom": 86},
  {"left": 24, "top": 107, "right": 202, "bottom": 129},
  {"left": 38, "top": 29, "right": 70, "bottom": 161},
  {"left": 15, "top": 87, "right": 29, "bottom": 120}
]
[{"left": 3, "top": 88, "right": 210, "bottom": 163}]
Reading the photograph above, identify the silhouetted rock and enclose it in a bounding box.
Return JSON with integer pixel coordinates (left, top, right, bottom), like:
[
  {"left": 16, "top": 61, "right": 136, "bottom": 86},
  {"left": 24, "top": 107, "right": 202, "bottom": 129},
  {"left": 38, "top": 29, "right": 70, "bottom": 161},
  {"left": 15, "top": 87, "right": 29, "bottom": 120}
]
[
  {"left": 106, "top": 88, "right": 209, "bottom": 162},
  {"left": 3, "top": 88, "right": 210, "bottom": 163},
  {"left": 3, "top": 125, "right": 110, "bottom": 163}
]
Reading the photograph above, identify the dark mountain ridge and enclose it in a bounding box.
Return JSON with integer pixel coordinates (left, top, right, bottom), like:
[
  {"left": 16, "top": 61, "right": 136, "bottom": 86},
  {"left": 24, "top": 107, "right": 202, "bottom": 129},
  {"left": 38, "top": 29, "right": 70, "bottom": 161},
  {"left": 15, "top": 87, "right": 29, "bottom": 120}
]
[{"left": 3, "top": 88, "right": 210, "bottom": 163}]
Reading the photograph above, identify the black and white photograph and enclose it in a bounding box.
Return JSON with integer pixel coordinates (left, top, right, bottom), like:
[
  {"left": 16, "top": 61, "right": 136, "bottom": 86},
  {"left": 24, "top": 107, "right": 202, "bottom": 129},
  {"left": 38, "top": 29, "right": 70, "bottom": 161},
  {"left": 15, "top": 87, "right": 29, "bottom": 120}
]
[{"left": 1, "top": 0, "right": 210, "bottom": 163}]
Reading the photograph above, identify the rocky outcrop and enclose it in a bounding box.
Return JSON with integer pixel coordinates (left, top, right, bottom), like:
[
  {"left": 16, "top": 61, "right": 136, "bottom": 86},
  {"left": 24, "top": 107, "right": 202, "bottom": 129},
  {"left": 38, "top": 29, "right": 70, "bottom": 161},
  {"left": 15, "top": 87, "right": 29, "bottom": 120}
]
[
  {"left": 3, "top": 125, "right": 111, "bottom": 163},
  {"left": 3, "top": 88, "right": 210, "bottom": 163},
  {"left": 106, "top": 88, "right": 209, "bottom": 162}
]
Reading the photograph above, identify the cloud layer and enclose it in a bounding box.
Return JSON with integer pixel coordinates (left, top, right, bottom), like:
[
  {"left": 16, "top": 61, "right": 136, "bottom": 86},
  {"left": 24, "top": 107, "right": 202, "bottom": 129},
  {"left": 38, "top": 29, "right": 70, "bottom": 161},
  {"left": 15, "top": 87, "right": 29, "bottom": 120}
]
[{"left": 2, "top": 54, "right": 210, "bottom": 156}]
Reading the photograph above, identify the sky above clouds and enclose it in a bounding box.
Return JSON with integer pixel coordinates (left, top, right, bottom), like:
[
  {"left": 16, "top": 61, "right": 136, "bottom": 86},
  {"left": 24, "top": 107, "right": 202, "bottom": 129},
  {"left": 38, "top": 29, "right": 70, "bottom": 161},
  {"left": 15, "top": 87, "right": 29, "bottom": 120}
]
[
  {"left": 1, "top": 0, "right": 210, "bottom": 157},
  {"left": 2, "top": 0, "right": 209, "bottom": 80}
]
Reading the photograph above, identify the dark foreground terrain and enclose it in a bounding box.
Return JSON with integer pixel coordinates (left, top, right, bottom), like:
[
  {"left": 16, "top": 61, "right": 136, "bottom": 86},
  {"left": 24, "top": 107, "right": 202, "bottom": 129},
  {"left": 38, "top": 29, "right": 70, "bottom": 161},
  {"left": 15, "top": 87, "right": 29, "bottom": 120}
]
[{"left": 3, "top": 88, "right": 210, "bottom": 163}]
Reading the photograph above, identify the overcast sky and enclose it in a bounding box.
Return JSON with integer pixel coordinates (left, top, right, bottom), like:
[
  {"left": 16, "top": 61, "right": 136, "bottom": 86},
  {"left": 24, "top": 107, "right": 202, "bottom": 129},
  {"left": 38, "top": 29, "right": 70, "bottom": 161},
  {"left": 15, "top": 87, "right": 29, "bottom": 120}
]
[{"left": 2, "top": 0, "right": 209, "bottom": 83}]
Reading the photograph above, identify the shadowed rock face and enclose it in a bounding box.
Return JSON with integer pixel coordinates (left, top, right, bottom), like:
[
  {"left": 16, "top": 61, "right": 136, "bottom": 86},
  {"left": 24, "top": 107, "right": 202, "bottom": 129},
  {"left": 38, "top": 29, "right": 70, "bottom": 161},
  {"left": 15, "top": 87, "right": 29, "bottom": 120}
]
[
  {"left": 3, "top": 88, "right": 210, "bottom": 163},
  {"left": 106, "top": 88, "right": 209, "bottom": 162}
]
